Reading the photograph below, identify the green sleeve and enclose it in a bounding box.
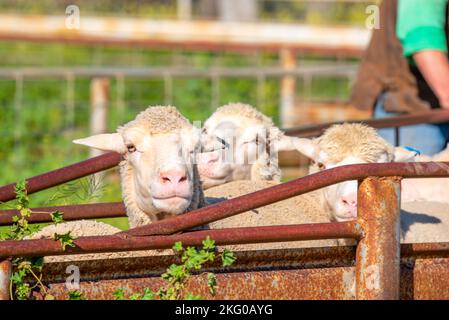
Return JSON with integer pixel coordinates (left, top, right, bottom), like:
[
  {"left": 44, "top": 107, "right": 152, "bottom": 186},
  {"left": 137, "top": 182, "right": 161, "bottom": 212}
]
[{"left": 397, "top": 0, "right": 448, "bottom": 57}]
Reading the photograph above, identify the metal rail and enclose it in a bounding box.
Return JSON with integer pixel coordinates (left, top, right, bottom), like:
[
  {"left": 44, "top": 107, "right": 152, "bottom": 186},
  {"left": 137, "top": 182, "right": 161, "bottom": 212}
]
[
  {"left": 284, "top": 109, "right": 449, "bottom": 138},
  {"left": 0, "top": 65, "right": 358, "bottom": 79},
  {"left": 0, "top": 222, "right": 357, "bottom": 258},
  {"left": 0, "top": 15, "right": 368, "bottom": 56},
  {"left": 0, "top": 152, "right": 122, "bottom": 203},
  {"left": 0, "top": 202, "right": 125, "bottom": 226},
  {"left": 1, "top": 161, "right": 448, "bottom": 254},
  {"left": 121, "top": 162, "right": 449, "bottom": 237}
]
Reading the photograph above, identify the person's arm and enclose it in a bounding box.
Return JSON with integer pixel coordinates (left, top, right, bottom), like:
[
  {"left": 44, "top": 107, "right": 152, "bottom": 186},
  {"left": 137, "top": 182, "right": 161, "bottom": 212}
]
[{"left": 413, "top": 50, "right": 449, "bottom": 109}]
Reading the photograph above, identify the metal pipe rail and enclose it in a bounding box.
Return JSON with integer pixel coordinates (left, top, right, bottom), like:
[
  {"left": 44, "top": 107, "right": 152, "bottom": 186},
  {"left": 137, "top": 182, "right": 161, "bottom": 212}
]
[
  {"left": 0, "top": 221, "right": 357, "bottom": 258},
  {"left": 0, "top": 65, "right": 358, "bottom": 79},
  {"left": 0, "top": 152, "right": 122, "bottom": 203},
  {"left": 121, "top": 162, "right": 449, "bottom": 237},
  {"left": 0, "top": 202, "right": 125, "bottom": 226},
  {"left": 284, "top": 109, "right": 449, "bottom": 138},
  {"left": 0, "top": 161, "right": 448, "bottom": 248}
]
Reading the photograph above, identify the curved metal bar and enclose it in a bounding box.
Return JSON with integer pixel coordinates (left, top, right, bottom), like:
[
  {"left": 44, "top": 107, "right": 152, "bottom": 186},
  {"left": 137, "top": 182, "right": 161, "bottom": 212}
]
[
  {"left": 123, "top": 162, "right": 449, "bottom": 237},
  {"left": 0, "top": 152, "right": 121, "bottom": 203},
  {"left": 0, "top": 221, "right": 357, "bottom": 259}
]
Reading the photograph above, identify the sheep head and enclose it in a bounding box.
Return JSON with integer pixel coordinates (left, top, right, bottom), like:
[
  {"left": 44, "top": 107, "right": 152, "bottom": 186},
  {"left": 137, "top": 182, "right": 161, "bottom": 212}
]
[
  {"left": 197, "top": 103, "right": 305, "bottom": 189},
  {"left": 296, "top": 123, "right": 418, "bottom": 222},
  {"left": 73, "top": 106, "right": 205, "bottom": 226}
]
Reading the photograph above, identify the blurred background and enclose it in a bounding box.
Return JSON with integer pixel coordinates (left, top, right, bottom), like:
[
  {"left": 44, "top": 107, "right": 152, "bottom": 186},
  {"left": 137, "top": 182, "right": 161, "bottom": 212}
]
[{"left": 0, "top": 0, "right": 376, "bottom": 229}]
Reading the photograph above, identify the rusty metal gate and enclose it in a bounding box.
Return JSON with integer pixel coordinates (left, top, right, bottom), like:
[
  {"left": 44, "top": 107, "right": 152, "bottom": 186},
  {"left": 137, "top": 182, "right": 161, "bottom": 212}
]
[{"left": 1, "top": 110, "right": 449, "bottom": 300}]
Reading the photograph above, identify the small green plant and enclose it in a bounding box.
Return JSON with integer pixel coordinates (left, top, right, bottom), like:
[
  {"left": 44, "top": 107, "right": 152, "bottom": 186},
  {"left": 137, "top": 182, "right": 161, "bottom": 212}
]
[
  {"left": 4, "top": 180, "right": 77, "bottom": 300},
  {"left": 67, "top": 290, "right": 85, "bottom": 300},
  {"left": 113, "top": 237, "right": 236, "bottom": 300}
]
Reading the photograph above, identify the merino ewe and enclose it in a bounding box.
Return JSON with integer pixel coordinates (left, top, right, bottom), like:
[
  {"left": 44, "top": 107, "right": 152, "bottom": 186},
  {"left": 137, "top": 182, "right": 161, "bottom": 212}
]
[
  {"left": 74, "top": 106, "right": 206, "bottom": 228},
  {"left": 198, "top": 103, "right": 304, "bottom": 189},
  {"left": 295, "top": 123, "right": 449, "bottom": 243},
  {"left": 27, "top": 106, "right": 209, "bottom": 262}
]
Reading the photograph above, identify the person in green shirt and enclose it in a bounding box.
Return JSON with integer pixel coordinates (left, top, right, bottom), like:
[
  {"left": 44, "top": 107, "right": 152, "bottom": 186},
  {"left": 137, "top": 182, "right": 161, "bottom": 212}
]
[
  {"left": 370, "top": 0, "right": 449, "bottom": 155},
  {"left": 397, "top": 0, "right": 449, "bottom": 107}
]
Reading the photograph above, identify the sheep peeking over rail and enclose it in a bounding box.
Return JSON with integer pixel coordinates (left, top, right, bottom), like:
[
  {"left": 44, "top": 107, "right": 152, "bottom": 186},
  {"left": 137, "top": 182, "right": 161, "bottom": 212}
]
[
  {"left": 295, "top": 123, "right": 449, "bottom": 243},
  {"left": 73, "top": 106, "right": 206, "bottom": 228},
  {"left": 197, "top": 103, "right": 305, "bottom": 189}
]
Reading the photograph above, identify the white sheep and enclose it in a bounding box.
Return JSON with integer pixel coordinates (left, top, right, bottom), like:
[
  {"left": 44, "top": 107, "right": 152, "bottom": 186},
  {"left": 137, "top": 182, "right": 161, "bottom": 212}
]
[
  {"left": 27, "top": 106, "right": 209, "bottom": 261},
  {"left": 295, "top": 123, "right": 449, "bottom": 243},
  {"left": 73, "top": 105, "right": 206, "bottom": 228},
  {"left": 198, "top": 103, "right": 305, "bottom": 189}
]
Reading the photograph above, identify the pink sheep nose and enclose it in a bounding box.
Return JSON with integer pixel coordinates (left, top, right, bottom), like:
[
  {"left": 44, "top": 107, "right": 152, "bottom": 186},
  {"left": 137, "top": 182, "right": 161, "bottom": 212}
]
[
  {"left": 159, "top": 170, "right": 188, "bottom": 187},
  {"left": 340, "top": 193, "right": 358, "bottom": 217}
]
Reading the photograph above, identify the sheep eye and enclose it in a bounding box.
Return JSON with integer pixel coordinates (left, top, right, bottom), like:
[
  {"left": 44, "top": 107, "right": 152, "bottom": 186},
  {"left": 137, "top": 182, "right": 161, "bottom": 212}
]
[
  {"left": 216, "top": 137, "right": 229, "bottom": 149},
  {"left": 317, "top": 162, "right": 326, "bottom": 170},
  {"left": 127, "top": 144, "right": 136, "bottom": 153}
]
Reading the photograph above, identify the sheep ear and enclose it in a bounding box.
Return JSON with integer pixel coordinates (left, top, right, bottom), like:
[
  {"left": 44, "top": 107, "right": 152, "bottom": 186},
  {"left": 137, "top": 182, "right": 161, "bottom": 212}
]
[
  {"left": 73, "top": 133, "right": 126, "bottom": 154},
  {"left": 393, "top": 147, "right": 418, "bottom": 162},
  {"left": 276, "top": 136, "right": 316, "bottom": 159}
]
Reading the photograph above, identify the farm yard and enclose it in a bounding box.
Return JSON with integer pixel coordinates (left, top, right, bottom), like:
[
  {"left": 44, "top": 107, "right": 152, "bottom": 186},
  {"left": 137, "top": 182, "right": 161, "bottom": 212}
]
[{"left": 0, "top": 0, "right": 449, "bottom": 303}]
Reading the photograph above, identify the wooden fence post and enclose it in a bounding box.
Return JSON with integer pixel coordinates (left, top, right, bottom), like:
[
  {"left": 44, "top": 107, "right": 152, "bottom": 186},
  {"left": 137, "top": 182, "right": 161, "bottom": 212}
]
[
  {"left": 280, "top": 48, "right": 297, "bottom": 127},
  {"left": 89, "top": 77, "right": 110, "bottom": 158}
]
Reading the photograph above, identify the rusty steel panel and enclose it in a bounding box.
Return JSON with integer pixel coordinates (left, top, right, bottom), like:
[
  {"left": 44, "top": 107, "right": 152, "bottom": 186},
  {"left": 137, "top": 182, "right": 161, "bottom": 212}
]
[
  {"left": 355, "top": 177, "right": 402, "bottom": 300},
  {"left": 412, "top": 258, "right": 449, "bottom": 299},
  {"left": 0, "top": 202, "right": 125, "bottom": 226},
  {"left": 45, "top": 267, "right": 356, "bottom": 300},
  {"left": 38, "top": 247, "right": 356, "bottom": 282},
  {"left": 38, "top": 247, "right": 357, "bottom": 300},
  {"left": 0, "top": 152, "right": 121, "bottom": 203},
  {"left": 30, "top": 248, "right": 449, "bottom": 300}
]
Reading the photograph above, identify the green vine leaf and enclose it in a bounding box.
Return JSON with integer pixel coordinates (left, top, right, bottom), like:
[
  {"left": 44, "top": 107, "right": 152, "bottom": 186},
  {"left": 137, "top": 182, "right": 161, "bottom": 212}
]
[
  {"left": 67, "top": 290, "right": 85, "bottom": 300},
  {"left": 50, "top": 210, "right": 64, "bottom": 224},
  {"left": 222, "top": 249, "right": 237, "bottom": 267},
  {"left": 54, "top": 232, "right": 76, "bottom": 251}
]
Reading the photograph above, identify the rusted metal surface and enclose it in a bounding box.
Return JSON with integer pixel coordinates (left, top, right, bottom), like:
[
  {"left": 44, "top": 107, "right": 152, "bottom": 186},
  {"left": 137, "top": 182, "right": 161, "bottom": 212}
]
[
  {"left": 284, "top": 109, "right": 449, "bottom": 138},
  {"left": 0, "top": 259, "right": 11, "bottom": 300},
  {"left": 355, "top": 177, "right": 401, "bottom": 300},
  {"left": 38, "top": 247, "right": 356, "bottom": 282},
  {"left": 402, "top": 242, "right": 449, "bottom": 258},
  {"left": 0, "top": 14, "right": 368, "bottom": 56},
  {"left": 37, "top": 246, "right": 357, "bottom": 300},
  {"left": 124, "top": 162, "right": 449, "bottom": 237},
  {"left": 33, "top": 247, "right": 449, "bottom": 300},
  {"left": 412, "top": 258, "right": 449, "bottom": 299},
  {"left": 0, "top": 202, "right": 126, "bottom": 226},
  {"left": 0, "top": 152, "right": 121, "bottom": 203},
  {"left": 46, "top": 267, "right": 356, "bottom": 300},
  {"left": 0, "top": 222, "right": 357, "bottom": 259}
]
